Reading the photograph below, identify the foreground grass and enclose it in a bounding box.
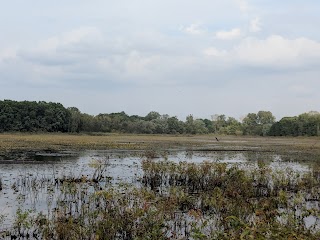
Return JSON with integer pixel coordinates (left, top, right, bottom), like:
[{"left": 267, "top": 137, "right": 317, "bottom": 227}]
[{"left": 2, "top": 160, "right": 319, "bottom": 239}]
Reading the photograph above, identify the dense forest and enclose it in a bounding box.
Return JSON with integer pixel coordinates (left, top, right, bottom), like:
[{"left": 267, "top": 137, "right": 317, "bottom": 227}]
[{"left": 0, "top": 100, "right": 319, "bottom": 136}]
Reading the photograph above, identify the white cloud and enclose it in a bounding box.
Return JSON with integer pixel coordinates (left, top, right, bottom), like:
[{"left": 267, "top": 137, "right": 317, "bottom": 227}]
[
  {"left": 5, "top": 27, "right": 198, "bottom": 86},
  {"left": 32, "top": 27, "right": 102, "bottom": 52},
  {"left": 203, "top": 47, "right": 227, "bottom": 57},
  {"left": 215, "top": 28, "right": 242, "bottom": 40},
  {"left": 206, "top": 35, "right": 320, "bottom": 68},
  {"left": 3, "top": 25, "right": 320, "bottom": 91},
  {"left": 183, "top": 24, "right": 206, "bottom": 35},
  {"left": 0, "top": 47, "right": 17, "bottom": 62},
  {"left": 249, "top": 17, "right": 261, "bottom": 32},
  {"left": 4, "top": 24, "right": 320, "bottom": 86},
  {"left": 15, "top": 27, "right": 106, "bottom": 67},
  {"left": 234, "top": 0, "right": 250, "bottom": 13},
  {"left": 234, "top": 35, "right": 320, "bottom": 66},
  {"left": 123, "top": 51, "right": 161, "bottom": 77}
]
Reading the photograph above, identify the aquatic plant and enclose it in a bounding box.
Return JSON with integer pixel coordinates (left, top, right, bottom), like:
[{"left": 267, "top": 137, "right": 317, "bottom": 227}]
[
  {"left": 1, "top": 159, "right": 318, "bottom": 239},
  {"left": 1, "top": 145, "right": 320, "bottom": 240}
]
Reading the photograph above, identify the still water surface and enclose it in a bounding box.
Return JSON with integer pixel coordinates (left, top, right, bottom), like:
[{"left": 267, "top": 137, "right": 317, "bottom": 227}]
[{"left": 0, "top": 149, "right": 316, "bottom": 230}]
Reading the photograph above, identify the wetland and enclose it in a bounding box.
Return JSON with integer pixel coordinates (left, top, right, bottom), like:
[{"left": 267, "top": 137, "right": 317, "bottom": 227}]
[{"left": 0, "top": 134, "right": 319, "bottom": 239}]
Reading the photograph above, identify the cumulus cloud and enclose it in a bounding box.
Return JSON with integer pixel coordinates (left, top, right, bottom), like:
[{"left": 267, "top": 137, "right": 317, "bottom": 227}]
[
  {"left": 0, "top": 27, "right": 109, "bottom": 87},
  {"left": 234, "top": 35, "right": 320, "bottom": 66},
  {"left": 249, "top": 17, "right": 261, "bottom": 32},
  {"left": 234, "top": 0, "right": 250, "bottom": 13},
  {"left": 204, "top": 35, "right": 320, "bottom": 69},
  {"left": 203, "top": 47, "right": 227, "bottom": 57},
  {"left": 1, "top": 27, "right": 194, "bottom": 86},
  {"left": 0, "top": 47, "right": 17, "bottom": 62},
  {"left": 2, "top": 25, "right": 320, "bottom": 91},
  {"left": 38, "top": 27, "right": 102, "bottom": 51},
  {"left": 215, "top": 28, "right": 242, "bottom": 40},
  {"left": 17, "top": 27, "right": 103, "bottom": 66},
  {"left": 183, "top": 24, "right": 206, "bottom": 35}
]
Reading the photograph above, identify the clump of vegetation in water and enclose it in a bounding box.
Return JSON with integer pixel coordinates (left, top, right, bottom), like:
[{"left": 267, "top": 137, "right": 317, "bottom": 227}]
[{"left": 1, "top": 160, "right": 319, "bottom": 239}]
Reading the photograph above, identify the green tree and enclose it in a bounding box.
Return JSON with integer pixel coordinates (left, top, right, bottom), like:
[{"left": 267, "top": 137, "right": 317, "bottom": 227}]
[
  {"left": 145, "top": 111, "right": 161, "bottom": 121},
  {"left": 194, "top": 119, "right": 208, "bottom": 134},
  {"left": 223, "top": 117, "right": 242, "bottom": 135},
  {"left": 243, "top": 111, "right": 275, "bottom": 136},
  {"left": 242, "top": 113, "right": 258, "bottom": 135},
  {"left": 212, "top": 114, "right": 227, "bottom": 133},
  {"left": 185, "top": 115, "right": 195, "bottom": 134},
  {"left": 167, "top": 117, "right": 185, "bottom": 134},
  {"left": 0, "top": 100, "right": 71, "bottom": 132},
  {"left": 68, "top": 107, "right": 82, "bottom": 132},
  {"left": 257, "top": 111, "right": 276, "bottom": 125}
]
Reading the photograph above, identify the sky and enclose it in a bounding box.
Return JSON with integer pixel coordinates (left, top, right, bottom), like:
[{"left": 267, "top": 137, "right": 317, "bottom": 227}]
[{"left": 1, "top": 0, "right": 320, "bottom": 121}]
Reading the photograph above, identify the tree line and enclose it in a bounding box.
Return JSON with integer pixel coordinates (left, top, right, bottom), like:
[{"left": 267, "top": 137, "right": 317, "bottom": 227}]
[{"left": 0, "top": 100, "right": 319, "bottom": 136}]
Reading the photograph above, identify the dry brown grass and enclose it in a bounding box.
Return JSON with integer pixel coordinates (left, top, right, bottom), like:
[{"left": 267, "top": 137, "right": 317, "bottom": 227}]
[{"left": 0, "top": 133, "right": 319, "bottom": 153}]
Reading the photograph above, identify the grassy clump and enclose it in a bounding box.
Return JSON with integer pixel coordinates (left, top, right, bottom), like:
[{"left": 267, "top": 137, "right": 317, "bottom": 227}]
[{"left": 1, "top": 160, "right": 320, "bottom": 239}]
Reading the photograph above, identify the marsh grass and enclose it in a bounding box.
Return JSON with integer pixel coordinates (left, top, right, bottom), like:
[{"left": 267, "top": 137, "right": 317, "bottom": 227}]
[
  {"left": 1, "top": 158, "right": 319, "bottom": 240},
  {"left": 1, "top": 133, "right": 320, "bottom": 154},
  {"left": 1, "top": 134, "right": 320, "bottom": 239}
]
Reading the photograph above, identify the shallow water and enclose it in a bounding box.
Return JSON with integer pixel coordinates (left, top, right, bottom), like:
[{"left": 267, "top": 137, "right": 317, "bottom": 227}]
[{"left": 0, "top": 149, "right": 317, "bottom": 230}]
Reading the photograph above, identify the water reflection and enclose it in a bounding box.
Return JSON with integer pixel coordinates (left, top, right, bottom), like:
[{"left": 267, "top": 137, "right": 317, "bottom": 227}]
[{"left": 0, "top": 149, "right": 318, "bottom": 230}]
